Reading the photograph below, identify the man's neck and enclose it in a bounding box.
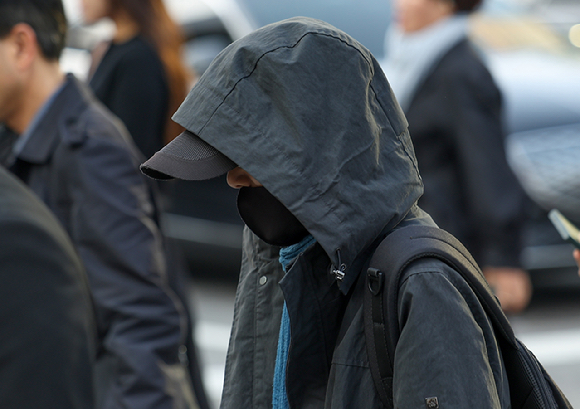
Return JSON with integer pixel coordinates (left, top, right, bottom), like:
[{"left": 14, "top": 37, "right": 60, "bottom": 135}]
[
  {"left": 9, "top": 61, "right": 65, "bottom": 135},
  {"left": 112, "top": 11, "right": 140, "bottom": 43}
]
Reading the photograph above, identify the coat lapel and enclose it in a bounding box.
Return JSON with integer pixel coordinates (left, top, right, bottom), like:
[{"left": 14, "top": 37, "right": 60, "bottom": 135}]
[{"left": 15, "top": 74, "right": 88, "bottom": 166}]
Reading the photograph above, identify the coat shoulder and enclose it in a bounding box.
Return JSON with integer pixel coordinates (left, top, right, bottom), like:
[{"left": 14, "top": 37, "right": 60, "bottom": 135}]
[
  {"left": 435, "top": 39, "right": 497, "bottom": 89},
  {"left": 59, "top": 77, "right": 134, "bottom": 149}
]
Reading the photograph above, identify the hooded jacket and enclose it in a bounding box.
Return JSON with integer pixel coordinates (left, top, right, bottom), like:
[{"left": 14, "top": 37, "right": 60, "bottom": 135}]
[{"left": 172, "top": 17, "right": 511, "bottom": 408}]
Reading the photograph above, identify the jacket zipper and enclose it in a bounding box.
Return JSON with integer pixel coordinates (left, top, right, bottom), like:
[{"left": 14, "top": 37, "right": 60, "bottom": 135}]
[{"left": 332, "top": 248, "right": 347, "bottom": 281}]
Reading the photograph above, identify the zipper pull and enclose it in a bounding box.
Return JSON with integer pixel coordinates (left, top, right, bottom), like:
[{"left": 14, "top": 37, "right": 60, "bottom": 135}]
[{"left": 332, "top": 248, "right": 347, "bottom": 281}]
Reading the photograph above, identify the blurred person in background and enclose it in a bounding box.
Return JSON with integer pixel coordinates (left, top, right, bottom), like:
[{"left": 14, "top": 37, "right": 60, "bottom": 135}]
[
  {"left": 0, "top": 0, "right": 199, "bottom": 408},
  {"left": 574, "top": 248, "right": 580, "bottom": 275},
  {"left": 81, "top": 0, "right": 191, "bottom": 160},
  {"left": 79, "top": 2, "right": 209, "bottom": 407},
  {"left": 0, "top": 165, "right": 94, "bottom": 409},
  {"left": 383, "top": 0, "right": 532, "bottom": 313}
]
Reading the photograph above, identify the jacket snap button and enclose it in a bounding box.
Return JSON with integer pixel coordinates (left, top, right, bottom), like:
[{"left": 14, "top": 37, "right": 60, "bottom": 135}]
[
  {"left": 425, "top": 397, "right": 439, "bottom": 408},
  {"left": 259, "top": 276, "right": 268, "bottom": 285}
]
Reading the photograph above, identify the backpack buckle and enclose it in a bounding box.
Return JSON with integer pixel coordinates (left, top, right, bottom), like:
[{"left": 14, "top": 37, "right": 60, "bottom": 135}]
[{"left": 367, "top": 268, "right": 384, "bottom": 296}]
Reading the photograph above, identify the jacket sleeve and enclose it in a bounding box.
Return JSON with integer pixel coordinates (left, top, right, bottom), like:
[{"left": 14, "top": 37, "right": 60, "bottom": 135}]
[
  {"left": 444, "top": 64, "right": 526, "bottom": 267},
  {"left": 64, "top": 132, "right": 194, "bottom": 409},
  {"left": 393, "top": 259, "right": 510, "bottom": 408},
  {"left": 0, "top": 187, "right": 94, "bottom": 409}
]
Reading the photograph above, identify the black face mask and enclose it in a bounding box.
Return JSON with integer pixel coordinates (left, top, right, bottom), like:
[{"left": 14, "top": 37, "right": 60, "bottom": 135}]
[{"left": 237, "top": 186, "right": 309, "bottom": 247}]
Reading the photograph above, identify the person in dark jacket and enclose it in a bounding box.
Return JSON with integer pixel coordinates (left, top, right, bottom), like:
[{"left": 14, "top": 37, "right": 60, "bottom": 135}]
[
  {"left": 142, "top": 17, "right": 512, "bottom": 408},
  {"left": 0, "top": 1, "right": 197, "bottom": 408},
  {"left": 0, "top": 165, "right": 94, "bottom": 409},
  {"left": 81, "top": 0, "right": 191, "bottom": 160},
  {"left": 383, "top": 0, "right": 531, "bottom": 313}
]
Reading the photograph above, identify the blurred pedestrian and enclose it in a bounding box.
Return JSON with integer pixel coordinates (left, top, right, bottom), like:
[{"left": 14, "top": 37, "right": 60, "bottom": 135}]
[
  {"left": 0, "top": 165, "right": 94, "bottom": 409},
  {"left": 383, "top": 0, "right": 532, "bottom": 313},
  {"left": 79, "top": 3, "right": 209, "bottom": 407},
  {"left": 82, "top": 0, "right": 191, "bottom": 160},
  {"left": 574, "top": 248, "right": 580, "bottom": 275},
  {"left": 142, "top": 17, "right": 514, "bottom": 408},
  {"left": 0, "top": 0, "right": 198, "bottom": 408}
]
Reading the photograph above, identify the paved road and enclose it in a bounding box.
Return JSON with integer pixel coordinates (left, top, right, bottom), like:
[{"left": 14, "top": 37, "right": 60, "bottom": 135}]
[
  {"left": 188, "top": 279, "right": 236, "bottom": 409},
  {"left": 187, "top": 278, "right": 580, "bottom": 409}
]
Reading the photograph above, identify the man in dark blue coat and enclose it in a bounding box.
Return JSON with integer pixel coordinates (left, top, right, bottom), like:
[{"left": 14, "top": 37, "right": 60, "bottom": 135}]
[{"left": 0, "top": 1, "right": 199, "bottom": 408}]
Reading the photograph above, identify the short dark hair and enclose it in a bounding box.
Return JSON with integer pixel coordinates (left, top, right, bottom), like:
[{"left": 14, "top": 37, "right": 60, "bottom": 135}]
[
  {"left": 0, "top": 0, "right": 67, "bottom": 60},
  {"left": 454, "top": 0, "right": 483, "bottom": 13}
]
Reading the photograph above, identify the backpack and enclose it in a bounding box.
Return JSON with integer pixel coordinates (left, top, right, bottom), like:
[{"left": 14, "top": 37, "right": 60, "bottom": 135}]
[{"left": 363, "top": 225, "right": 572, "bottom": 409}]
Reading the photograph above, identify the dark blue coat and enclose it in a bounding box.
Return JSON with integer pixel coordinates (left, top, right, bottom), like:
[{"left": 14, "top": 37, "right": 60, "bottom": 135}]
[{"left": 9, "top": 75, "right": 195, "bottom": 409}]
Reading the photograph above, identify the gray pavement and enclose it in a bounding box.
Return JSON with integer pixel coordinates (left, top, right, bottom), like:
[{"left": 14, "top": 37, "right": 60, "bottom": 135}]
[{"left": 510, "top": 290, "right": 580, "bottom": 407}]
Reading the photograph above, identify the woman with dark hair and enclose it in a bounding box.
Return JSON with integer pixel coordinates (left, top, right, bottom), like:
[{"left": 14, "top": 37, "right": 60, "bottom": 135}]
[
  {"left": 383, "top": 0, "right": 532, "bottom": 313},
  {"left": 82, "top": 0, "right": 191, "bottom": 159}
]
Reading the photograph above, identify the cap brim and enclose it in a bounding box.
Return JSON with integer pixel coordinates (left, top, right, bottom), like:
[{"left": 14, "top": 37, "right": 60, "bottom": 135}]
[{"left": 140, "top": 130, "right": 236, "bottom": 181}]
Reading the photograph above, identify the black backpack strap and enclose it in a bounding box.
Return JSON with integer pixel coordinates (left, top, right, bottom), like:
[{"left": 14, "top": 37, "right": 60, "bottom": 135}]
[
  {"left": 363, "top": 224, "right": 573, "bottom": 409},
  {"left": 363, "top": 225, "right": 516, "bottom": 409}
]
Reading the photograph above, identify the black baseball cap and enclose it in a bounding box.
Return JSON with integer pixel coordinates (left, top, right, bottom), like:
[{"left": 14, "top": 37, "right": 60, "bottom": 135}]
[{"left": 140, "top": 130, "right": 236, "bottom": 180}]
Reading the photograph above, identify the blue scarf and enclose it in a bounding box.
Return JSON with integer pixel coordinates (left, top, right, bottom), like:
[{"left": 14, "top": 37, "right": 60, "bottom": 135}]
[{"left": 272, "top": 235, "right": 317, "bottom": 409}]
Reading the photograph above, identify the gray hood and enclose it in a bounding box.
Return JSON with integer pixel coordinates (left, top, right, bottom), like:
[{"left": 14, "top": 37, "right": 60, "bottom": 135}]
[{"left": 172, "top": 17, "right": 423, "bottom": 274}]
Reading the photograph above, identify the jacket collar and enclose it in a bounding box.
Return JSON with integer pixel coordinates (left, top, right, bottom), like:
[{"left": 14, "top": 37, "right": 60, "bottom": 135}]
[
  {"left": 336, "top": 205, "right": 434, "bottom": 295},
  {"left": 16, "top": 74, "right": 89, "bottom": 164}
]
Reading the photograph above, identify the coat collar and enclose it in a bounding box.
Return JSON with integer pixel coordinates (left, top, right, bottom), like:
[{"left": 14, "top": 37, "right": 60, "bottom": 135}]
[{"left": 16, "top": 74, "right": 89, "bottom": 164}]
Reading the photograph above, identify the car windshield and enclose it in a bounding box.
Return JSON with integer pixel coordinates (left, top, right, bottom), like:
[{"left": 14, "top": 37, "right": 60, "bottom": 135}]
[{"left": 236, "top": 0, "right": 391, "bottom": 58}]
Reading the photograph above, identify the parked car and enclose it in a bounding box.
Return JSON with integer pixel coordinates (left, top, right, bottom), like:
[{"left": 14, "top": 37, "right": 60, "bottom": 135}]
[{"left": 63, "top": 0, "right": 580, "bottom": 286}]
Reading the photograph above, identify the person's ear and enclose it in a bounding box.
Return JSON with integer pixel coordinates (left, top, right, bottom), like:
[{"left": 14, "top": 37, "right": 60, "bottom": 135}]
[{"left": 8, "top": 23, "right": 39, "bottom": 71}]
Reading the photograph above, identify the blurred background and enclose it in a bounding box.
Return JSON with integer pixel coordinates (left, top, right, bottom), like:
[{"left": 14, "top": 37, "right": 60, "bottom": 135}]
[{"left": 61, "top": 0, "right": 580, "bottom": 407}]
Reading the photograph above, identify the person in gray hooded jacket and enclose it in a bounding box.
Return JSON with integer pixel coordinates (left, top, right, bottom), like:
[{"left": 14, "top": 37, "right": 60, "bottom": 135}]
[{"left": 142, "top": 17, "right": 511, "bottom": 409}]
